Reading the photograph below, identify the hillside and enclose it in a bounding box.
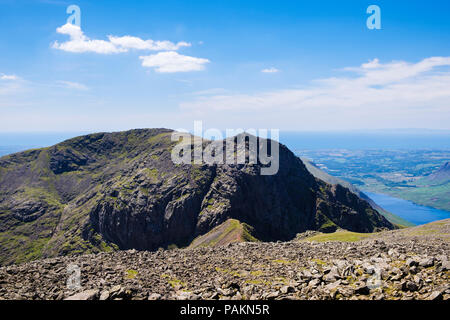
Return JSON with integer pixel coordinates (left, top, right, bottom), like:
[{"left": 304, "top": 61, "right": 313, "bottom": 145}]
[
  {"left": 0, "top": 129, "right": 393, "bottom": 265},
  {"left": 189, "top": 219, "right": 258, "bottom": 249},
  {"left": 392, "top": 162, "right": 450, "bottom": 211},
  {"left": 301, "top": 157, "right": 415, "bottom": 227},
  {"left": 298, "top": 149, "right": 450, "bottom": 213},
  {"left": 0, "top": 219, "right": 448, "bottom": 300},
  {"left": 422, "top": 162, "right": 450, "bottom": 185},
  {"left": 383, "top": 161, "right": 450, "bottom": 212}
]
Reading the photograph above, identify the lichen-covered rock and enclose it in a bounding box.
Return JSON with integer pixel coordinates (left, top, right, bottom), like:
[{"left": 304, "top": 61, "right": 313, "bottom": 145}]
[{"left": 0, "top": 219, "right": 448, "bottom": 300}]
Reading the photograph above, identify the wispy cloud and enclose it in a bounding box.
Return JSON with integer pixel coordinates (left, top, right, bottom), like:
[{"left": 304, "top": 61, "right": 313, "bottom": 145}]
[
  {"left": 56, "top": 80, "right": 89, "bottom": 91},
  {"left": 261, "top": 67, "right": 279, "bottom": 73},
  {"left": 191, "top": 88, "right": 229, "bottom": 96},
  {"left": 179, "top": 57, "right": 450, "bottom": 130},
  {"left": 1, "top": 74, "right": 20, "bottom": 81},
  {"left": 0, "top": 73, "right": 24, "bottom": 98},
  {"left": 108, "top": 35, "right": 190, "bottom": 51},
  {"left": 140, "top": 51, "right": 210, "bottom": 73}
]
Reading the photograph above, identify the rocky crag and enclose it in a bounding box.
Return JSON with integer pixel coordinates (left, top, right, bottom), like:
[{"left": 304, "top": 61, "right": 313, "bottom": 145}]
[
  {"left": 0, "top": 128, "right": 393, "bottom": 265},
  {"left": 0, "top": 219, "right": 448, "bottom": 300}
]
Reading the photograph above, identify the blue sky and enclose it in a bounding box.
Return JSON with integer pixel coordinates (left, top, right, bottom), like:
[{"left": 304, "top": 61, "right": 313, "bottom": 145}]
[{"left": 0, "top": 0, "right": 450, "bottom": 132}]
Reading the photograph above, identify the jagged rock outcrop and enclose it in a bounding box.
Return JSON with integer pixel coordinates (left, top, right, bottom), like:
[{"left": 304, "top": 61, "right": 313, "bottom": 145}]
[{"left": 0, "top": 129, "right": 394, "bottom": 265}]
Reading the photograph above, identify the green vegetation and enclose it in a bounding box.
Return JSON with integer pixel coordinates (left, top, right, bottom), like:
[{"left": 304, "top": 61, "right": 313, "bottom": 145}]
[
  {"left": 20, "top": 187, "right": 63, "bottom": 209},
  {"left": 315, "top": 210, "right": 338, "bottom": 232},
  {"left": 125, "top": 269, "right": 138, "bottom": 279},
  {"left": 250, "top": 270, "right": 264, "bottom": 277},
  {"left": 248, "top": 280, "right": 272, "bottom": 287},
  {"left": 167, "top": 278, "right": 186, "bottom": 288},
  {"left": 144, "top": 168, "right": 159, "bottom": 182},
  {"left": 241, "top": 223, "right": 258, "bottom": 242},
  {"left": 311, "top": 258, "right": 327, "bottom": 266},
  {"left": 376, "top": 207, "right": 415, "bottom": 228},
  {"left": 272, "top": 259, "right": 295, "bottom": 264},
  {"left": 189, "top": 219, "right": 259, "bottom": 248},
  {"left": 0, "top": 232, "right": 51, "bottom": 265},
  {"left": 299, "top": 149, "right": 450, "bottom": 212},
  {"left": 387, "top": 183, "right": 450, "bottom": 213},
  {"left": 302, "top": 230, "right": 373, "bottom": 243},
  {"left": 215, "top": 267, "right": 244, "bottom": 277}
]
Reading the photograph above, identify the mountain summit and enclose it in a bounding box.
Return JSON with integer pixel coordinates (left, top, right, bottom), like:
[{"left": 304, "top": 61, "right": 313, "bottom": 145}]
[{"left": 0, "top": 129, "right": 394, "bottom": 265}]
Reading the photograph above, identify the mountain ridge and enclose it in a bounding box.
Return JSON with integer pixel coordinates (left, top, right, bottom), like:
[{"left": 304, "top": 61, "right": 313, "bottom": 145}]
[{"left": 0, "top": 128, "right": 394, "bottom": 265}]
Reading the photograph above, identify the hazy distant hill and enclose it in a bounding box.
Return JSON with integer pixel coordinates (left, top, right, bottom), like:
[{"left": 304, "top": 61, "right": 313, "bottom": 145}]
[
  {"left": 421, "top": 162, "right": 450, "bottom": 186},
  {"left": 389, "top": 161, "right": 450, "bottom": 212}
]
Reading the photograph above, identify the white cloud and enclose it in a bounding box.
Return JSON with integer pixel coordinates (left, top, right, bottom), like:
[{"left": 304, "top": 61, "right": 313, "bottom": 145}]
[
  {"left": 52, "top": 23, "right": 126, "bottom": 54},
  {"left": 261, "top": 67, "right": 279, "bottom": 73},
  {"left": 52, "top": 23, "right": 192, "bottom": 55},
  {"left": 56, "top": 80, "right": 89, "bottom": 90},
  {"left": 1, "top": 74, "right": 20, "bottom": 81},
  {"left": 360, "top": 58, "right": 381, "bottom": 69},
  {"left": 179, "top": 57, "right": 450, "bottom": 130},
  {"left": 140, "top": 51, "right": 210, "bottom": 73},
  {"left": 108, "top": 35, "right": 190, "bottom": 51},
  {"left": 52, "top": 24, "right": 209, "bottom": 73}
]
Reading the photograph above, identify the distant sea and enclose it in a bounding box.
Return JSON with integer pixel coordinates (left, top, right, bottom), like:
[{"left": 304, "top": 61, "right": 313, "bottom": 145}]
[
  {"left": 0, "top": 132, "right": 87, "bottom": 156},
  {"left": 280, "top": 131, "right": 450, "bottom": 150},
  {"left": 1, "top": 130, "right": 450, "bottom": 157}
]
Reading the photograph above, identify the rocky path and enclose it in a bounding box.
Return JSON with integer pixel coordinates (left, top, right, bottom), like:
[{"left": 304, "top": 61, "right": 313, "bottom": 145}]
[{"left": 0, "top": 220, "right": 449, "bottom": 300}]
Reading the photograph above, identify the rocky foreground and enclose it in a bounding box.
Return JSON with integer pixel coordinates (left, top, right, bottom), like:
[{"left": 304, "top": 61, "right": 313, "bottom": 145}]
[{"left": 0, "top": 220, "right": 448, "bottom": 300}]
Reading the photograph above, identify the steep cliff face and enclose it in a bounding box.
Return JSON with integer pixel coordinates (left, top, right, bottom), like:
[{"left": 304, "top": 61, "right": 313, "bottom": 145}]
[{"left": 0, "top": 129, "right": 394, "bottom": 265}]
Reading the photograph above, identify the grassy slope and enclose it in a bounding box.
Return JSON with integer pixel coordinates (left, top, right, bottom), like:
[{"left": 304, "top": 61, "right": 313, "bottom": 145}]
[
  {"left": 300, "top": 230, "right": 373, "bottom": 243},
  {"left": 0, "top": 129, "right": 175, "bottom": 265},
  {"left": 300, "top": 218, "right": 450, "bottom": 243},
  {"left": 189, "top": 219, "right": 259, "bottom": 248}
]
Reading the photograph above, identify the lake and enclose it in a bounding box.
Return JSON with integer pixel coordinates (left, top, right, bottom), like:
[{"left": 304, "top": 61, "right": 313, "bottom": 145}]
[{"left": 365, "top": 191, "right": 450, "bottom": 225}]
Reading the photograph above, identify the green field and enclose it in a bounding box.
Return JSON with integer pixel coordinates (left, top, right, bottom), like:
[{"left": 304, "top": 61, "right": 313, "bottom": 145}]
[{"left": 298, "top": 149, "right": 450, "bottom": 212}]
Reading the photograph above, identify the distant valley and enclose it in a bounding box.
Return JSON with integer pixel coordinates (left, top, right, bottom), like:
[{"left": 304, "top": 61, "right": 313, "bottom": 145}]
[{"left": 297, "top": 149, "right": 450, "bottom": 213}]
